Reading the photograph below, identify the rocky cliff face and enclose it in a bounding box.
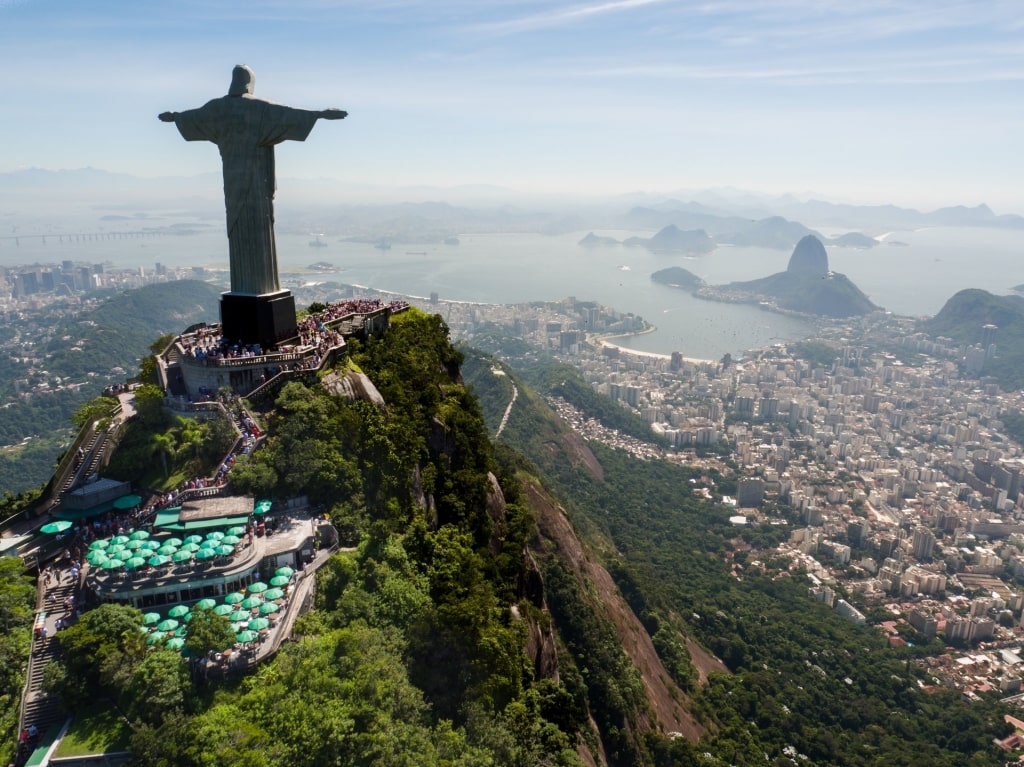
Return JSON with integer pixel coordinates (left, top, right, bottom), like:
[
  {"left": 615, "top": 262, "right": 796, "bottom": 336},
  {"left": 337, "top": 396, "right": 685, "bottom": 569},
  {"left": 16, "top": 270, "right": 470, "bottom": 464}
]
[
  {"left": 787, "top": 234, "right": 829, "bottom": 276},
  {"left": 525, "top": 476, "right": 705, "bottom": 764}
]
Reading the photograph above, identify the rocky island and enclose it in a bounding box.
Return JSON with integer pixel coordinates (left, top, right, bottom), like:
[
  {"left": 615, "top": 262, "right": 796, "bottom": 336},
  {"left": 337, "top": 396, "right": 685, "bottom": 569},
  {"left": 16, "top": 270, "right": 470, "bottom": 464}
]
[{"left": 686, "top": 235, "right": 878, "bottom": 318}]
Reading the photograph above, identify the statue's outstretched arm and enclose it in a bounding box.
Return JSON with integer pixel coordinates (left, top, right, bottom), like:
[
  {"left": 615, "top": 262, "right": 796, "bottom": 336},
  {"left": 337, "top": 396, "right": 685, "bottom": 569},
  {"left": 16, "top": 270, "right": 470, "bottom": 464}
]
[
  {"left": 319, "top": 109, "right": 347, "bottom": 120},
  {"left": 158, "top": 112, "right": 178, "bottom": 123}
]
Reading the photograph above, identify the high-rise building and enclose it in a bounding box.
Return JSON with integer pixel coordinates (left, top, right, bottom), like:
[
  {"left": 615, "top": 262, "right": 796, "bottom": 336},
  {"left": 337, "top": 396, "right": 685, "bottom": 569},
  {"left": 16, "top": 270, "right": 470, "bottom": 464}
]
[{"left": 912, "top": 526, "right": 935, "bottom": 560}]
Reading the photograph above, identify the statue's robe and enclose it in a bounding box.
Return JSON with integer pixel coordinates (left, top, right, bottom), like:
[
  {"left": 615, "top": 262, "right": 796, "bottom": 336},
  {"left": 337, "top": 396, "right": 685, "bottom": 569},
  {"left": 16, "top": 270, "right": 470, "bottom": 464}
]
[{"left": 173, "top": 95, "right": 320, "bottom": 296}]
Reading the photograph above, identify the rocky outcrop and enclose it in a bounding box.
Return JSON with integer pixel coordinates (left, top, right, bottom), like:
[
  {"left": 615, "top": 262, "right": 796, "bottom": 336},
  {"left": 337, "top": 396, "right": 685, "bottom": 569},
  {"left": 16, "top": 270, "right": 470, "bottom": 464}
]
[
  {"left": 518, "top": 548, "right": 560, "bottom": 682},
  {"left": 787, "top": 234, "right": 829, "bottom": 276},
  {"left": 484, "top": 472, "right": 507, "bottom": 556},
  {"left": 321, "top": 369, "right": 387, "bottom": 411}
]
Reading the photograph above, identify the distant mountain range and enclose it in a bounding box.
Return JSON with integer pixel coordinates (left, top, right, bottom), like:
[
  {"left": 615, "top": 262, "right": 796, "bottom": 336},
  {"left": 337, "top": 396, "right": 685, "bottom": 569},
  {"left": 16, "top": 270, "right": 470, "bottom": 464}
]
[{"left": 2, "top": 168, "right": 1021, "bottom": 249}]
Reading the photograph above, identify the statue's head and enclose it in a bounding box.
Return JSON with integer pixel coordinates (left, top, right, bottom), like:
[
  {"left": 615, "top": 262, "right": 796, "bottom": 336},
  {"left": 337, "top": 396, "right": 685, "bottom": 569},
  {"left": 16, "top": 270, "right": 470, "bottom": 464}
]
[{"left": 229, "top": 65, "right": 255, "bottom": 97}]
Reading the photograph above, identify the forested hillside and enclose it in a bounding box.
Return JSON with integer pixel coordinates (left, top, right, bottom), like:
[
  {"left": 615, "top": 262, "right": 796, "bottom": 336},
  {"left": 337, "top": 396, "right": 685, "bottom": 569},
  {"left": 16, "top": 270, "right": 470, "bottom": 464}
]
[
  {"left": 43, "top": 309, "right": 595, "bottom": 766},
  {"left": 0, "top": 280, "right": 220, "bottom": 495},
  {"left": 463, "top": 349, "right": 1012, "bottom": 766}
]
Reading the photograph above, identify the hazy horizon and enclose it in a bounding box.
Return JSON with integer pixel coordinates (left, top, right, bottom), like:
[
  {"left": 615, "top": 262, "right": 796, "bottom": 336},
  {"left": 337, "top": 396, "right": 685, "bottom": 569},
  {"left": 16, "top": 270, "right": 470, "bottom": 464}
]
[{"left": 2, "top": 1, "right": 1022, "bottom": 214}]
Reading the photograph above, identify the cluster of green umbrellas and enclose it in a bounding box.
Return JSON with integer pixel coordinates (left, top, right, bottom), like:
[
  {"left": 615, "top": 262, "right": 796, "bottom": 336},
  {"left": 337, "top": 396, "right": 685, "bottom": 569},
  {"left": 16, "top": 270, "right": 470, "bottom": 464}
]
[
  {"left": 87, "top": 527, "right": 247, "bottom": 573},
  {"left": 139, "top": 575, "right": 291, "bottom": 653}
]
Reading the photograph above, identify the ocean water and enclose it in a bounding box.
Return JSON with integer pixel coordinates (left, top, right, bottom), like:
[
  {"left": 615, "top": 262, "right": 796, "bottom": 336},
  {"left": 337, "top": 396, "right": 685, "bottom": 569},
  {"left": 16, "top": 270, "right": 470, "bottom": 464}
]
[{"left": 3, "top": 224, "right": 1023, "bottom": 360}]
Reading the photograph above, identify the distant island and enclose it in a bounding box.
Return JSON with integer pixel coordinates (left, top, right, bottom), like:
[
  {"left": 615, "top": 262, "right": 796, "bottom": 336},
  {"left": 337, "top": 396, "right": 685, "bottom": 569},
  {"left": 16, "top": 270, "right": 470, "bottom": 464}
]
[
  {"left": 654, "top": 235, "right": 878, "bottom": 318},
  {"left": 650, "top": 266, "right": 705, "bottom": 291},
  {"left": 580, "top": 218, "right": 879, "bottom": 254},
  {"left": 580, "top": 225, "right": 714, "bottom": 255}
]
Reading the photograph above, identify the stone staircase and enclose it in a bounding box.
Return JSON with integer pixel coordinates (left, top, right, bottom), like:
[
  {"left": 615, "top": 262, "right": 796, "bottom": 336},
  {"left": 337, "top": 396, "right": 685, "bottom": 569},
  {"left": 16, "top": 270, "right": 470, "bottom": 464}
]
[{"left": 21, "top": 579, "right": 75, "bottom": 738}]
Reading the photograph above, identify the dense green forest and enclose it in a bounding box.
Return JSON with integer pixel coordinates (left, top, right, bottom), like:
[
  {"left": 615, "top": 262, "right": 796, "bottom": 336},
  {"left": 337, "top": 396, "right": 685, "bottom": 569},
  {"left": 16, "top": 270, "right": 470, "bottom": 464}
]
[
  {"left": 462, "top": 349, "right": 1013, "bottom": 766},
  {"left": 0, "top": 559, "right": 36, "bottom": 765},
  {"left": 39, "top": 309, "right": 588, "bottom": 766}
]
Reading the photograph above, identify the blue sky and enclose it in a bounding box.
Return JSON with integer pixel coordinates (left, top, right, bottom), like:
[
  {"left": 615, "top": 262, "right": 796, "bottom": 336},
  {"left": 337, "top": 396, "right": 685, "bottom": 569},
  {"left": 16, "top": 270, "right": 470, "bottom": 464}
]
[{"left": 2, "top": 0, "right": 1022, "bottom": 211}]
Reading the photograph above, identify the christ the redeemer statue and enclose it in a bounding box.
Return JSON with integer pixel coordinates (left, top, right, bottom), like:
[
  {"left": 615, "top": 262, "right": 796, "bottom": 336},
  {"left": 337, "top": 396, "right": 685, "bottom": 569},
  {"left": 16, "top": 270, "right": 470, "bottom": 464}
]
[{"left": 160, "top": 65, "right": 345, "bottom": 346}]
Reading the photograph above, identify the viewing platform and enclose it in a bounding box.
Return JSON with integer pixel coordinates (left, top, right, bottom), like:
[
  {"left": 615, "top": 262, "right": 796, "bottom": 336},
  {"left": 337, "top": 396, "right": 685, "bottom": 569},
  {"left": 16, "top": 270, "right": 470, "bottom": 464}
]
[
  {"left": 86, "top": 501, "right": 328, "bottom": 610},
  {"left": 157, "top": 299, "right": 408, "bottom": 401}
]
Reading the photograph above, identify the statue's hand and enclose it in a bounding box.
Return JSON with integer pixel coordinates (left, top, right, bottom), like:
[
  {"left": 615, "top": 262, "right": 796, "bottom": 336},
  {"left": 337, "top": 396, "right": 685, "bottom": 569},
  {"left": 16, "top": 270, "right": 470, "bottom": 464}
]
[
  {"left": 320, "top": 109, "right": 348, "bottom": 120},
  {"left": 158, "top": 112, "right": 177, "bottom": 123}
]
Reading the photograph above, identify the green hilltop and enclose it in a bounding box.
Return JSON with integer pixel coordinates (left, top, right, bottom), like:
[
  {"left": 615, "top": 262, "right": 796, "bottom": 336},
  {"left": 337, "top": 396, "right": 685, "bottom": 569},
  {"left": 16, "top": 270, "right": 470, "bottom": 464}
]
[{"left": 923, "top": 288, "right": 1024, "bottom": 389}]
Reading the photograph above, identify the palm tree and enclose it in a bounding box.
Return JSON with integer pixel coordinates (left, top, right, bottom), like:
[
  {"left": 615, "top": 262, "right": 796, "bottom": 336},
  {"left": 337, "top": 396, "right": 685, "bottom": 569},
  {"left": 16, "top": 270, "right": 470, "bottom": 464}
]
[
  {"left": 176, "top": 417, "right": 204, "bottom": 459},
  {"left": 151, "top": 432, "right": 176, "bottom": 478}
]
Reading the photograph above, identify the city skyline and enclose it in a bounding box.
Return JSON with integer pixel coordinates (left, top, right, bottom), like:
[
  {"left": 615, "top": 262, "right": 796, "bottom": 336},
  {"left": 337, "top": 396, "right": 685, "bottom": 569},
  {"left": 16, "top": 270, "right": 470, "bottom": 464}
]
[{"left": 2, "top": 0, "right": 1022, "bottom": 212}]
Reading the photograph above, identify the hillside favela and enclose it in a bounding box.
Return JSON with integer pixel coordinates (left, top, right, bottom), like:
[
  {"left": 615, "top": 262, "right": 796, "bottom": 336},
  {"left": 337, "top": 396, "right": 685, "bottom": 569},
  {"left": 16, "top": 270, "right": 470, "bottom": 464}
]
[{"left": 4, "top": 8, "right": 1024, "bottom": 767}]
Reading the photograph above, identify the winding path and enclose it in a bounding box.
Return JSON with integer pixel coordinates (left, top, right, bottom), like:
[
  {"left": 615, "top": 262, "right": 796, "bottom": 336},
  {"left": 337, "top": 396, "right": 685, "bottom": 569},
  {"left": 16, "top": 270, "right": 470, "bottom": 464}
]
[{"left": 493, "top": 368, "right": 518, "bottom": 439}]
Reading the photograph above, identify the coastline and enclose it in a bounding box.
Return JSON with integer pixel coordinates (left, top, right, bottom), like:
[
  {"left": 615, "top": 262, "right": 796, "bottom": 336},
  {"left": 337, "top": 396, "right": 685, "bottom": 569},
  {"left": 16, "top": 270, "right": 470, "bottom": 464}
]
[{"left": 594, "top": 329, "right": 715, "bottom": 365}]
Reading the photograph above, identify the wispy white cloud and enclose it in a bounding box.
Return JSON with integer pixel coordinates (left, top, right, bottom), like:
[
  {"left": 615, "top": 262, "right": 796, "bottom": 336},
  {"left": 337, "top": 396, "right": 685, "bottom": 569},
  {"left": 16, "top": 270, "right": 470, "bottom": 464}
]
[{"left": 475, "top": 0, "right": 672, "bottom": 34}]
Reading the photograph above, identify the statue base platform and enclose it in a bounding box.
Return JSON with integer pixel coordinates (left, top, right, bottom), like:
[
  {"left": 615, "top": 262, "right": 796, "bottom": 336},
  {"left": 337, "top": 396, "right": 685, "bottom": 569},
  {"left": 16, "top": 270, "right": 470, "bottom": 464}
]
[{"left": 220, "top": 291, "right": 298, "bottom": 349}]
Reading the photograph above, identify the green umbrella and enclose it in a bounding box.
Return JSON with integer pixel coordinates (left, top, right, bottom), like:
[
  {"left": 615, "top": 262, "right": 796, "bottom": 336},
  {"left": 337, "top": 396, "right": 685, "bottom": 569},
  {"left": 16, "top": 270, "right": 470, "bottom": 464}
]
[
  {"left": 195, "top": 548, "right": 217, "bottom": 561},
  {"left": 235, "top": 629, "right": 258, "bottom": 643},
  {"left": 172, "top": 550, "right": 194, "bottom": 563},
  {"left": 184, "top": 535, "right": 204, "bottom": 545},
  {"left": 165, "top": 537, "right": 183, "bottom": 547},
  {"left": 129, "top": 529, "right": 150, "bottom": 540},
  {"left": 224, "top": 592, "right": 245, "bottom": 604},
  {"left": 41, "top": 520, "right": 73, "bottom": 534},
  {"left": 112, "top": 535, "right": 130, "bottom": 545},
  {"left": 146, "top": 632, "right": 167, "bottom": 645},
  {"left": 143, "top": 612, "right": 161, "bottom": 625},
  {"left": 269, "top": 575, "right": 290, "bottom": 587},
  {"left": 229, "top": 610, "right": 251, "bottom": 623},
  {"left": 254, "top": 499, "right": 272, "bottom": 515},
  {"left": 199, "top": 539, "right": 217, "bottom": 550},
  {"left": 106, "top": 543, "right": 126, "bottom": 556},
  {"left": 226, "top": 526, "right": 246, "bottom": 537},
  {"left": 181, "top": 542, "right": 201, "bottom": 553},
  {"left": 258, "top": 601, "right": 280, "bottom": 615},
  {"left": 101, "top": 558, "right": 125, "bottom": 570},
  {"left": 263, "top": 588, "right": 285, "bottom": 601},
  {"left": 215, "top": 545, "right": 235, "bottom": 556},
  {"left": 125, "top": 556, "right": 148, "bottom": 569},
  {"left": 125, "top": 540, "right": 145, "bottom": 550},
  {"left": 141, "top": 540, "right": 160, "bottom": 551},
  {"left": 174, "top": 625, "right": 189, "bottom": 637},
  {"left": 167, "top": 637, "right": 185, "bottom": 651},
  {"left": 214, "top": 604, "right": 234, "bottom": 616},
  {"left": 157, "top": 544, "right": 178, "bottom": 556},
  {"left": 147, "top": 554, "right": 169, "bottom": 568},
  {"left": 221, "top": 535, "right": 241, "bottom": 546},
  {"left": 248, "top": 617, "right": 270, "bottom": 631},
  {"left": 156, "top": 619, "right": 179, "bottom": 632},
  {"left": 248, "top": 582, "right": 268, "bottom": 594},
  {"left": 113, "top": 494, "right": 142, "bottom": 510},
  {"left": 168, "top": 604, "right": 191, "bottom": 618},
  {"left": 86, "top": 550, "right": 109, "bottom": 566},
  {"left": 274, "top": 567, "right": 294, "bottom": 578},
  {"left": 240, "top": 596, "right": 262, "bottom": 609},
  {"left": 206, "top": 531, "right": 225, "bottom": 541},
  {"left": 195, "top": 598, "right": 218, "bottom": 610},
  {"left": 89, "top": 539, "right": 110, "bottom": 550}
]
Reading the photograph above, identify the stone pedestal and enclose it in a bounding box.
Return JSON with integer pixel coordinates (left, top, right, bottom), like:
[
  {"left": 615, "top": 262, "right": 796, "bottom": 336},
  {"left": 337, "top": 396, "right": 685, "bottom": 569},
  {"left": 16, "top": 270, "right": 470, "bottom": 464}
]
[{"left": 220, "top": 291, "right": 297, "bottom": 349}]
